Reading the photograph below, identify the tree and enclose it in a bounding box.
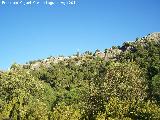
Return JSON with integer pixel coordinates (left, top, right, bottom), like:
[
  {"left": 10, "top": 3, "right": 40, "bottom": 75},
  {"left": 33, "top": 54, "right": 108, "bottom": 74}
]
[{"left": 0, "top": 69, "right": 55, "bottom": 119}]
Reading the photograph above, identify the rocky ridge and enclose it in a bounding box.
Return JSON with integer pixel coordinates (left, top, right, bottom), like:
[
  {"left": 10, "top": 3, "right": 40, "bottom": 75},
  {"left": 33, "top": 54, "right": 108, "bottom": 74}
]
[{"left": 17, "top": 32, "right": 160, "bottom": 70}]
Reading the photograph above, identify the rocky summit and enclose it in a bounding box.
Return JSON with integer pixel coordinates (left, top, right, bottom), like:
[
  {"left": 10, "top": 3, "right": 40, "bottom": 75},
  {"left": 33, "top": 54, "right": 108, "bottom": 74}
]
[{"left": 16, "top": 32, "right": 160, "bottom": 70}]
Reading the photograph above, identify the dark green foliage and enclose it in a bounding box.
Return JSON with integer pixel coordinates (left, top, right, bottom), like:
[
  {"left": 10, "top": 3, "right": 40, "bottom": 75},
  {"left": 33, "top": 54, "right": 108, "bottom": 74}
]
[
  {"left": 118, "top": 39, "right": 160, "bottom": 102},
  {"left": 152, "top": 74, "right": 160, "bottom": 102}
]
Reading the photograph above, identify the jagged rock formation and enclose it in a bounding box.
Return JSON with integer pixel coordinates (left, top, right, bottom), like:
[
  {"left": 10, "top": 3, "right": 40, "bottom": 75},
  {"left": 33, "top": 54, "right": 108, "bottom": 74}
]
[
  {"left": 146, "top": 32, "right": 160, "bottom": 41},
  {"left": 97, "top": 32, "right": 160, "bottom": 61},
  {"left": 18, "top": 32, "right": 160, "bottom": 70}
]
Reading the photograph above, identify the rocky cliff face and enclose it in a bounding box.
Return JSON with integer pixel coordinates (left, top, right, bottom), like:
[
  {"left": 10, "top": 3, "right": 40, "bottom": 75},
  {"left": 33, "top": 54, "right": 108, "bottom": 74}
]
[
  {"left": 19, "top": 32, "right": 160, "bottom": 70},
  {"left": 99, "top": 32, "right": 160, "bottom": 61}
]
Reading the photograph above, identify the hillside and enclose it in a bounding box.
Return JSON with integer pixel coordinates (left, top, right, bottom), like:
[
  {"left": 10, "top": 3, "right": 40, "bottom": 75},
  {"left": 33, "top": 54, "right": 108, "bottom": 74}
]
[{"left": 0, "top": 33, "right": 160, "bottom": 120}]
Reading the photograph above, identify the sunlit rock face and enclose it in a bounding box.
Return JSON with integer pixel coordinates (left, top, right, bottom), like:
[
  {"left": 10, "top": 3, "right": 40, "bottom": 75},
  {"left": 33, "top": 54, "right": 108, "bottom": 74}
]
[
  {"left": 20, "top": 32, "right": 160, "bottom": 70},
  {"left": 147, "top": 32, "right": 160, "bottom": 41}
]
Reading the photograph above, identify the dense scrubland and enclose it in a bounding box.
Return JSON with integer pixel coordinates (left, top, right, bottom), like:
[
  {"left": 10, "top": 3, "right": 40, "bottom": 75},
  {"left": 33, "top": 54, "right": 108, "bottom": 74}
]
[{"left": 0, "top": 33, "right": 160, "bottom": 120}]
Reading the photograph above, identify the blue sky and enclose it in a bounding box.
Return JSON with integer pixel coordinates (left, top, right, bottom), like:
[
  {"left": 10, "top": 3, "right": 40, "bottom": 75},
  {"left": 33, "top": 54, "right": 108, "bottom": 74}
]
[{"left": 0, "top": 0, "right": 160, "bottom": 70}]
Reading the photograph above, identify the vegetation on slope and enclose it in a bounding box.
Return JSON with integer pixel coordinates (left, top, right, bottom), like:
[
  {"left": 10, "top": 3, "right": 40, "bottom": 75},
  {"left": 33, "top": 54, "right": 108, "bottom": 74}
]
[{"left": 0, "top": 33, "right": 160, "bottom": 120}]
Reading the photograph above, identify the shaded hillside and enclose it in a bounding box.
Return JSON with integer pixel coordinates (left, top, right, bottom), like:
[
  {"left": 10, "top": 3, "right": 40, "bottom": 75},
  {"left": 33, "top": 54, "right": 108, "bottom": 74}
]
[{"left": 0, "top": 33, "right": 160, "bottom": 120}]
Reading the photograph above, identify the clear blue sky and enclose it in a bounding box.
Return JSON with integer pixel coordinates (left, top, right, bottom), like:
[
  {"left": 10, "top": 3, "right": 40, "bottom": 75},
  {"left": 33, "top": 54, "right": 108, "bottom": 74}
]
[{"left": 0, "top": 0, "right": 160, "bottom": 70}]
